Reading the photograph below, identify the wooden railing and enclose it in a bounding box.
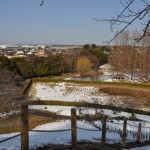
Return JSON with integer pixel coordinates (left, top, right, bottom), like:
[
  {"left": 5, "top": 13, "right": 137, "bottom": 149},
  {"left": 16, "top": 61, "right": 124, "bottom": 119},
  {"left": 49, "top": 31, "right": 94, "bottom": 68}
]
[{"left": 0, "top": 102, "right": 150, "bottom": 150}]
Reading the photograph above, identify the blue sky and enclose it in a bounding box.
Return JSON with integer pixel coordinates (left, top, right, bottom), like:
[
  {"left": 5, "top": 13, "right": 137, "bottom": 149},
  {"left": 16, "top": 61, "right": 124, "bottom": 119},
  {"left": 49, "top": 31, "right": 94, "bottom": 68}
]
[{"left": 0, "top": 0, "right": 142, "bottom": 45}]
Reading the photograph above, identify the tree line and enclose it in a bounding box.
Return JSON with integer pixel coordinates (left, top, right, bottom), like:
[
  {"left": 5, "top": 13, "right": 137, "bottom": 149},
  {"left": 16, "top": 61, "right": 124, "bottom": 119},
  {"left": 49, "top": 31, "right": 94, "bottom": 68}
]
[
  {"left": 0, "top": 45, "right": 109, "bottom": 78},
  {"left": 109, "top": 29, "right": 150, "bottom": 81},
  {"left": 1, "top": 37, "right": 150, "bottom": 81}
]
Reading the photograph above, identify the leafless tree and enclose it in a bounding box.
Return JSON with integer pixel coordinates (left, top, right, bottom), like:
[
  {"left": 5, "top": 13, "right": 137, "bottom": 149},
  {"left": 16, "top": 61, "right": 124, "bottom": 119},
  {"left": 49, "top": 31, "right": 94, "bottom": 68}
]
[
  {"left": 93, "top": 0, "right": 150, "bottom": 44},
  {"left": 109, "top": 28, "right": 150, "bottom": 81}
]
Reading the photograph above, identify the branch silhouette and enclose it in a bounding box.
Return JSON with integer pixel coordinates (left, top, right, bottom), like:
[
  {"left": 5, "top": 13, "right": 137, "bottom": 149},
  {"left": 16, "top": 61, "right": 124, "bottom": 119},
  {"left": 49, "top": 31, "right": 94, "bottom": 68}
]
[
  {"left": 93, "top": 0, "right": 150, "bottom": 44},
  {"left": 40, "top": 0, "right": 44, "bottom": 6}
]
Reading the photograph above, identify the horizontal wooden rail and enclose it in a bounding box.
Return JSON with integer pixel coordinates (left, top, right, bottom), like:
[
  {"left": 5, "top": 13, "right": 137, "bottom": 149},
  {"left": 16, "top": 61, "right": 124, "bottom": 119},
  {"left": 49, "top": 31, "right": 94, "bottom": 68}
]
[
  {"left": 29, "top": 111, "right": 71, "bottom": 119},
  {"left": 1, "top": 102, "right": 150, "bottom": 149},
  {"left": 29, "top": 129, "right": 71, "bottom": 132}
]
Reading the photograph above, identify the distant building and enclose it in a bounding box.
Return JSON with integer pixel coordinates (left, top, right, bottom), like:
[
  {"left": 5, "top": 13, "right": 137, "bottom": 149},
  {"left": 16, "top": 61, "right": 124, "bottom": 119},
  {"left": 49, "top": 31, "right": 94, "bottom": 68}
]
[
  {"left": 35, "top": 49, "right": 46, "bottom": 57},
  {"left": 0, "top": 49, "right": 4, "bottom": 55},
  {"left": 16, "top": 50, "right": 24, "bottom": 55},
  {"left": 99, "top": 63, "right": 112, "bottom": 73},
  {"left": 0, "top": 45, "right": 7, "bottom": 49},
  {"left": 26, "top": 51, "right": 33, "bottom": 56},
  {"left": 6, "top": 49, "right": 14, "bottom": 56}
]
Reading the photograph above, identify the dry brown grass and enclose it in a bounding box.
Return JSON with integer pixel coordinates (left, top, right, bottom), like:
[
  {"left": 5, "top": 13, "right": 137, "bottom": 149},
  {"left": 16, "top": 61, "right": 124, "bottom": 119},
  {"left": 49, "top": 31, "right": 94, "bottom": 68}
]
[
  {"left": 0, "top": 112, "right": 56, "bottom": 135},
  {"left": 99, "top": 86, "right": 150, "bottom": 109},
  {"left": 0, "top": 117, "right": 20, "bottom": 134},
  {"left": 100, "top": 86, "right": 150, "bottom": 99}
]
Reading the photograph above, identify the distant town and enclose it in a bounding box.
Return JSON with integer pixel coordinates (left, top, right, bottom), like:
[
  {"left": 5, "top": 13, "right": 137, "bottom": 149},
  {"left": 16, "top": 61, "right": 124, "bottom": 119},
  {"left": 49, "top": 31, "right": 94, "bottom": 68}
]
[{"left": 0, "top": 44, "right": 82, "bottom": 58}]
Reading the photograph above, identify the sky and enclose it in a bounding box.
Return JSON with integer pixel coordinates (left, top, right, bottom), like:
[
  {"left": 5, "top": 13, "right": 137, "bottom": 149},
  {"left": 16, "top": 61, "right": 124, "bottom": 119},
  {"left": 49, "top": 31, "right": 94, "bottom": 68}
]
[{"left": 0, "top": 0, "right": 143, "bottom": 45}]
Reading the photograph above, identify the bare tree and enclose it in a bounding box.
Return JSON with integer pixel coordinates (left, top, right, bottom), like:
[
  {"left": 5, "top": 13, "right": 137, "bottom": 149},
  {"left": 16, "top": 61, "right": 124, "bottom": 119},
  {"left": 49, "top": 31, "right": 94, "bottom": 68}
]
[
  {"left": 93, "top": 0, "right": 150, "bottom": 44},
  {"left": 109, "top": 28, "right": 150, "bottom": 81}
]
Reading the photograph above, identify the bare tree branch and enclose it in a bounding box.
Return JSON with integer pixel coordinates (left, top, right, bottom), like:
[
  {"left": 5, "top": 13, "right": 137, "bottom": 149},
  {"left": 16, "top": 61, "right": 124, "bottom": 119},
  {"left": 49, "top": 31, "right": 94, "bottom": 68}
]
[
  {"left": 40, "top": 0, "right": 44, "bottom": 6},
  {"left": 94, "top": 0, "right": 150, "bottom": 44}
]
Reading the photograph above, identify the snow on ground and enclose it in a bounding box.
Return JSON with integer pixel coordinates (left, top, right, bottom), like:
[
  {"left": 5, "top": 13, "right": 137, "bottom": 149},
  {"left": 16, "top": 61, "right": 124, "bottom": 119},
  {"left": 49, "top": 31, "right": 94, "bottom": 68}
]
[
  {"left": 0, "top": 120, "right": 122, "bottom": 149},
  {"left": 129, "top": 146, "right": 150, "bottom": 150},
  {"left": 29, "top": 105, "right": 150, "bottom": 121},
  {"left": 29, "top": 105, "right": 150, "bottom": 133},
  {"left": 29, "top": 105, "right": 75, "bottom": 116},
  {"left": 28, "top": 82, "right": 127, "bottom": 106},
  {"left": 1, "top": 82, "right": 150, "bottom": 149},
  {"left": 28, "top": 82, "right": 106, "bottom": 103},
  {"left": 1, "top": 118, "right": 150, "bottom": 149},
  {"left": 1, "top": 105, "right": 150, "bottom": 150},
  {"left": 0, "top": 133, "right": 21, "bottom": 150}
]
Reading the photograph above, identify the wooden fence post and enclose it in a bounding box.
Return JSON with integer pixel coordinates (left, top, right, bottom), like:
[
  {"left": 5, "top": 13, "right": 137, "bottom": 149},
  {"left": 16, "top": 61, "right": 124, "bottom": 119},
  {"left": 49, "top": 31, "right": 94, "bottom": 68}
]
[
  {"left": 137, "top": 123, "right": 141, "bottom": 143},
  {"left": 122, "top": 118, "right": 127, "bottom": 144},
  {"left": 71, "top": 108, "right": 77, "bottom": 150},
  {"left": 20, "top": 102, "right": 29, "bottom": 150},
  {"left": 102, "top": 115, "right": 107, "bottom": 144}
]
